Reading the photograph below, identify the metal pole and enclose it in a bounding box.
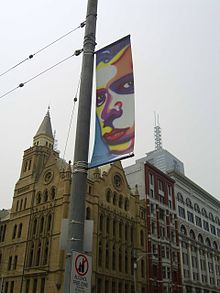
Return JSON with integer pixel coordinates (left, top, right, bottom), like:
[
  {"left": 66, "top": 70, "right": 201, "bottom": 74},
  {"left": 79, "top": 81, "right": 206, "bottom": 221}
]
[{"left": 63, "top": 0, "right": 98, "bottom": 292}]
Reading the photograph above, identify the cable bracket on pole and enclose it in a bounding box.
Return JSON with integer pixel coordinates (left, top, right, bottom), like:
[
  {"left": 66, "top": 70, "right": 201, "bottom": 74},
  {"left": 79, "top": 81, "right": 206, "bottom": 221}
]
[{"left": 72, "top": 161, "right": 88, "bottom": 174}]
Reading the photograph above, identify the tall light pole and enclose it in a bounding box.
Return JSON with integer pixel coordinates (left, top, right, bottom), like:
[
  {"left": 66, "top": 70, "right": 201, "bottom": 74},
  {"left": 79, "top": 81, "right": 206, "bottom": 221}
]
[{"left": 63, "top": 0, "right": 98, "bottom": 292}]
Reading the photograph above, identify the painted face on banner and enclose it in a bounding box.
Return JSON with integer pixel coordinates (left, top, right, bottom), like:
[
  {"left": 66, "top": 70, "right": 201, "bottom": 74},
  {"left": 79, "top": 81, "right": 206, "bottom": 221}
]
[{"left": 96, "top": 44, "right": 134, "bottom": 154}]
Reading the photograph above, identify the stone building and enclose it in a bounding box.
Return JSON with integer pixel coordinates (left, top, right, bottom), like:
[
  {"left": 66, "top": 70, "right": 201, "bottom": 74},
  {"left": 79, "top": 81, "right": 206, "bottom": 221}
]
[{"left": 0, "top": 110, "right": 148, "bottom": 293}]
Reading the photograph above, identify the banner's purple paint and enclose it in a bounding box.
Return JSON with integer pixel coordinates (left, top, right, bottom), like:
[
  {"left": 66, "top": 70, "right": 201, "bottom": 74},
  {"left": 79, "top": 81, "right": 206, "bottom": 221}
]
[{"left": 90, "top": 35, "right": 135, "bottom": 168}]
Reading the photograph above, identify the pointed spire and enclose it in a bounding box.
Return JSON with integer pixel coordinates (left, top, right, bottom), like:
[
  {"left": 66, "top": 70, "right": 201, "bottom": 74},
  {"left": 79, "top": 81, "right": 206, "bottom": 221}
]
[{"left": 33, "top": 108, "right": 54, "bottom": 149}]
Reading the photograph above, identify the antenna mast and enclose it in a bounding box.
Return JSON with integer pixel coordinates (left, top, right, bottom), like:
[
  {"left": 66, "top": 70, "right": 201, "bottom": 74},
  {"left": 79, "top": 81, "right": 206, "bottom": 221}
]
[{"left": 154, "top": 112, "right": 162, "bottom": 150}]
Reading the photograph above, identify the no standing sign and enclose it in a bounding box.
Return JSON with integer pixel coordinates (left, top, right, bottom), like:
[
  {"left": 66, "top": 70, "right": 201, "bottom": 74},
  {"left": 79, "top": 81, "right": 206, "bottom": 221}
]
[{"left": 71, "top": 251, "right": 92, "bottom": 293}]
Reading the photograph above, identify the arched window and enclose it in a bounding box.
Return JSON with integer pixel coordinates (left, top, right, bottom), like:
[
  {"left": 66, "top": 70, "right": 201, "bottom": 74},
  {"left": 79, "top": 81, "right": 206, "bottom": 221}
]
[
  {"left": 86, "top": 207, "right": 91, "bottom": 220},
  {"left": 43, "top": 239, "right": 49, "bottom": 265},
  {"left": 124, "top": 198, "right": 129, "bottom": 211},
  {"left": 33, "top": 218, "right": 37, "bottom": 236},
  {"left": 47, "top": 214, "right": 52, "bottom": 232},
  {"left": 213, "top": 241, "right": 218, "bottom": 250},
  {"left": 177, "top": 192, "right": 184, "bottom": 204},
  {"left": 12, "top": 225, "right": 17, "bottom": 239},
  {"left": 209, "top": 212, "right": 214, "bottom": 222},
  {"left": 36, "top": 192, "right": 41, "bottom": 204},
  {"left": 186, "top": 198, "right": 193, "bottom": 209},
  {"left": 189, "top": 229, "right": 196, "bottom": 240},
  {"left": 205, "top": 237, "right": 211, "bottom": 247},
  {"left": 43, "top": 190, "right": 48, "bottom": 202},
  {"left": 18, "top": 223, "right": 22, "bottom": 238},
  {"left": 119, "top": 195, "right": 123, "bottom": 208},
  {"left": 180, "top": 225, "right": 187, "bottom": 236},
  {"left": 215, "top": 216, "right": 220, "bottom": 225},
  {"left": 36, "top": 241, "right": 41, "bottom": 266},
  {"left": 51, "top": 187, "right": 56, "bottom": 200},
  {"left": 28, "top": 242, "right": 34, "bottom": 267},
  {"left": 194, "top": 203, "right": 200, "bottom": 213},
  {"left": 24, "top": 198, "right": 27, "bottom": 209},
  {"left": 202, "top": 208, "right": 208, "bottom": 218},
  {"left": 40, "top": 217, "right": 44, "bottom": 234},
  {"left": 198, "top": 234, "right": 203, "bottom": 243},
  {"left": 106, "top": 189, "right": 111, "bottom": 203},
  {"left": 113, "top": 193, "right": 117, "bottom": 205}
]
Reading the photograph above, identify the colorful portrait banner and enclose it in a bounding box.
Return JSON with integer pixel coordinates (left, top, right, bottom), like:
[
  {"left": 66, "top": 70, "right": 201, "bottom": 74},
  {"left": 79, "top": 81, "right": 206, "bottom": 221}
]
[{"left": 90, "top": 35, "right": 135, "bottom": 168}]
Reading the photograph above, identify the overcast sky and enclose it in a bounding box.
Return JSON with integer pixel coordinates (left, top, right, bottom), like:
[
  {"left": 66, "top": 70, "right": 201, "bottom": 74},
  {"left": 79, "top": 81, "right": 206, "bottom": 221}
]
[{"left": 1, "top": 0, "right": 219, "bottom": 208}]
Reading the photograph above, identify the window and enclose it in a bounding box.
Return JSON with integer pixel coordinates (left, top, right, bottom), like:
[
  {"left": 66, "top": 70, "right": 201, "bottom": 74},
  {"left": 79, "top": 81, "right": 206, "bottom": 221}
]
[
  {"left": 195, "top": 216, "right": 202, "bottom": 227},
  {"left": 86, "top": 207, "right": 91, "bottom": 220},
  {"left": 210, "top": 224, "right": 216, "bottom": 235},
  {"left": 33, "top": 279, "right": 37, "bottom": 293},
  {"left": 51, "top": 187, "right": 56, "bottom": 200},
  {"left": 124, "top": 198, "right": 129, "bottom": 211},
  {"left": 98, "top": 241, "right": 102, "bottom": 267},
  {"left": 8, "top": 256, "right": 12, "bottom": 270},
  {"left": 180, "top": 225, "right": 187, "bottom": 236},
  {"left": 47, "top": 214, "right": 52, "bottom": 232},
  {"left": 177, "top": 192, "right": 184, "bottom": 203},
  {"left": 12, "top": 225, "right": 17, "bottom": 239},
  {"left": 43, "top": 239, "right": 49, "bottom": 265},
  {"left": 186, "top": 198, "right": 193, "bottom": 209},
  {"left": 40, "top": 278, "right": 45, "bottom": 293},
  {"left": 106, "top": 189, "right": 111, "bottom": 202},
  {"left": 112, "top": 245, "right": 116, "bottom": 270},
  {"left": 13, "top": 255, "right": 18, "bottom": 270},
  {"left": 201, "top": 208, "right": 208, "bottom": 218},
  {"left": 105, "top": 243, "right": 109, "bottom": 268},
  {"left": 25, "top": 279, "right": 30, "bottom": 293},
  {"left": 209, "top": 212, "right": 214, "bottom": 222},
  {"left": 187, "top": 211, "right": 194, "bottom": 223},
  {"left": 43, "top": 190, "right": 48, "bottom": 202},
  {"left": 119, "top": 195, "right": 123, "bottom": 208},
  {"left": 194, "top": 203, "right": 200, "bottom": 213},
  {"left": 18, "top": 223, "right": 22, "bottom": 238},
  {"left": 189, "top": 230, "right": 195, "bottom": 240},
  {"left": 10, "top": 281, "right": 14, "bottom": 293},
  {"left": 203, "top": 220, "right": 209, "bottom": 232},
  {"left": 36, "top": 192, "right": 41, "bottom": 204},
  {"left": 113, "top": 193, "right": 117, "bottom": 205},
  {"left": 178, "top": 206, "right": 185, "bottom": 219}
]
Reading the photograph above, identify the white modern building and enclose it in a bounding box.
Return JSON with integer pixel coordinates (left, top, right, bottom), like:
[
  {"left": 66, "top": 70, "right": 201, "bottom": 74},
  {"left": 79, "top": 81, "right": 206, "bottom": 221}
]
[{"left": 125, "top": 148, "right": 220, "bottom": 293}]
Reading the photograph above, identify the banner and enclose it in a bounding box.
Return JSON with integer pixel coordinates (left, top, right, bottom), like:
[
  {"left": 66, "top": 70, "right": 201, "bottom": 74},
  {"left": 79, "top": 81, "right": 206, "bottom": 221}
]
[{"left": 90, "top": 35, "right": 135, "bottom": 168}]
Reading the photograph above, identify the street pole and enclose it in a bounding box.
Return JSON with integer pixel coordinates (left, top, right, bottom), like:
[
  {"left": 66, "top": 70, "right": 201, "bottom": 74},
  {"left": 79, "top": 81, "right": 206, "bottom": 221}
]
[{"left": 63, "top": 0, "right": 98, "bottom": 292}]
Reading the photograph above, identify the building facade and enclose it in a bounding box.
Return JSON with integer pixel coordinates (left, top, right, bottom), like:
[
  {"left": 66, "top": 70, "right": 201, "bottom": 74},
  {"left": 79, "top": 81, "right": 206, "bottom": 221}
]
[
  {"left": 125, "top": 148, "right": 220, "bottom": 293},
  {"left": 125, "top": 160, "right": 183, "bottom": 293}
]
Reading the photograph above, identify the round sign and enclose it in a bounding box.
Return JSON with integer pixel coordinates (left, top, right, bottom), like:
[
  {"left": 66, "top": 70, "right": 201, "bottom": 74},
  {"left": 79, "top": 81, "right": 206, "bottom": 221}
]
[{"left": 75, "top": 254, "right": 89, "bottom": 276}]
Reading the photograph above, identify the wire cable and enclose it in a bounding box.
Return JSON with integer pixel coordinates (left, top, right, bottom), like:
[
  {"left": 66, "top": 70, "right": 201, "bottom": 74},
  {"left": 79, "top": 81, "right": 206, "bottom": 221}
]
[
  {"left": 0, "top": 21, "right": 86, "bottom": 78},
  {"left": 0, "top": 49, "right": 83, "bottom": 100},
  {"left": 62, "top": 75, "right": 81, "bottom": 164}
]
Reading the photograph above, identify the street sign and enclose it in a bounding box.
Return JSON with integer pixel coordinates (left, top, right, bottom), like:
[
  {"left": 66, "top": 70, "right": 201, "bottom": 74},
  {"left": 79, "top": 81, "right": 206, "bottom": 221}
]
[{"left": 71, "top": 251, "right": 92, "bottom": 293}]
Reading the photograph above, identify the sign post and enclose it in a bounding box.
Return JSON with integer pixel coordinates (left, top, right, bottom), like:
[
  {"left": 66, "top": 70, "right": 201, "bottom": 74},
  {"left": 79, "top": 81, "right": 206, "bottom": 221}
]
[{"left": 71, "top": 251, "right": 92, "bottom": 293}]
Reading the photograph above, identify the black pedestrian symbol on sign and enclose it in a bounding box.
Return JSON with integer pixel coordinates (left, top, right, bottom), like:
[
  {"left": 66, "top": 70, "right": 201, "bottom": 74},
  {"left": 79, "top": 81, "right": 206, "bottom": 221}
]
[{"left": 75, "top": 254, "right": 89, "bottom": 276}]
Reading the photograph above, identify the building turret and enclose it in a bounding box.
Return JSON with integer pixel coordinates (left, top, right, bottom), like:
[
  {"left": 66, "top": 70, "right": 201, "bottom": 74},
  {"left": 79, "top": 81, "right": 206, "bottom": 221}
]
[{"left": 33, "top": 108, "right": 54, "bottom": 149}]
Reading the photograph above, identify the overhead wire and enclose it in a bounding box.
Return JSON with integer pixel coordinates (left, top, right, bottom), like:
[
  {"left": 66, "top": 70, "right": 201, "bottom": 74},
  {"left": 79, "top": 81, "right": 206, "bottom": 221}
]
[
  {"left": 0, "top": 49, "right": 83, "bottom": 100},
  {"left": 62, "top": 75, "right": 81, "bottom": 164},
  {"left": 0, "top": 21, "right": 86, "bottom": 79}
]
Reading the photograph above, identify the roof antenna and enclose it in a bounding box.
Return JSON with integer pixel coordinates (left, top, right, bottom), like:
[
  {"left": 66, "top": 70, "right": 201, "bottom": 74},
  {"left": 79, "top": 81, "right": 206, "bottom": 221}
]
[{"left": 154, "top": 112, "right": 162, "bottom": 150}]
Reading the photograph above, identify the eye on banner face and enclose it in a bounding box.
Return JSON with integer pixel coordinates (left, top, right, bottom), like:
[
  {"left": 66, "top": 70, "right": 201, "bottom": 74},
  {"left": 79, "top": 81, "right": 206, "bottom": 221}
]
[{"left": 90, "top": 35, "right": 135, "bottom": 168}]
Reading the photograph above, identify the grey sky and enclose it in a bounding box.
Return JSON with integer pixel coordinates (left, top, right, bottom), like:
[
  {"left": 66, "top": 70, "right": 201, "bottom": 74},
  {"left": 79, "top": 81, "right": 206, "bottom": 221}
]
[{"left": 1, "top": 0, "right": 219, "bottom": 208}]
